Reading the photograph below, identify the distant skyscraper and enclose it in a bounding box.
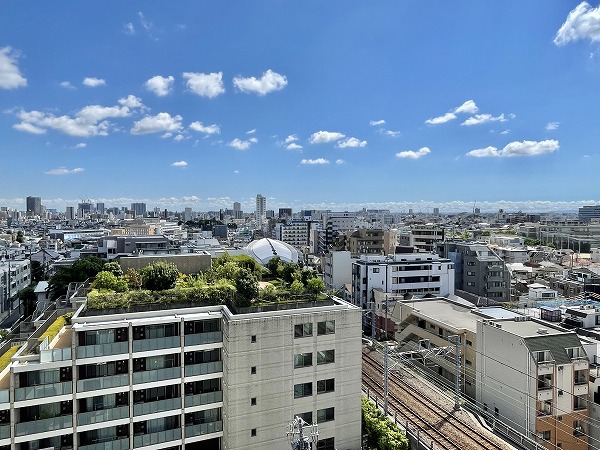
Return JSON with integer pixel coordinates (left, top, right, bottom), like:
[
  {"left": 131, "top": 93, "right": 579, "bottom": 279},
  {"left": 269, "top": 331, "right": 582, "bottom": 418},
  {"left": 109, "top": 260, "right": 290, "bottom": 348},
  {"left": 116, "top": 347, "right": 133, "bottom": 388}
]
[
  {"left": 65, "top": 206, "right": 75, "bottom": 220},
  {"left": 183, "top": 207, "right": 192, "bottom": 222},
  {"left": 131, "top": 202, "right": 147, "bottom": 217},
  {"left": 26, "top": 196, "right": 41, "bottom": 216},
  {"left": 256, "top": 194, "right": 266, "bottom": 227},
  {"left": 96, "top": 202, "right": 105, "bottom": 215},
  {"left": 433, "top": 207, "right": 440, "bottom": 215},
  {"left": 579, "top": 205, "right": 600, "bottom": 223}
]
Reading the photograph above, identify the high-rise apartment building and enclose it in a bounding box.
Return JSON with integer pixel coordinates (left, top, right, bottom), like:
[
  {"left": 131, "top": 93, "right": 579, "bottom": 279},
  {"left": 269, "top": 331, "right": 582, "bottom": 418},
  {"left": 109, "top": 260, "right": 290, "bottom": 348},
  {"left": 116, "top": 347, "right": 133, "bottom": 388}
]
[
  {"left": 26, "top": 196, "right": 41, "bottom": 216},
  {"left": 131, "top": 203, "right": 147, "bottom": 218},
  {"left": 65, "top": 206, "right": 75, "bottom": 220},
  {"left": 96, "top": 202, "right": 105, "bottom": 215},
  {"left": 255, "top": 194, "right": 266, "bottom": 228}
]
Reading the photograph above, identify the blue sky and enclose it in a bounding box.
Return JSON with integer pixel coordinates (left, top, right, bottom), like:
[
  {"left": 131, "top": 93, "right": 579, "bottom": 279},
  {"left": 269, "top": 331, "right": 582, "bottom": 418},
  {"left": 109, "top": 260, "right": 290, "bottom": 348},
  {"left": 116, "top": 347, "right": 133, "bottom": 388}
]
[{"left": 1, "top": 2, "right": 600, "bottom": 213}]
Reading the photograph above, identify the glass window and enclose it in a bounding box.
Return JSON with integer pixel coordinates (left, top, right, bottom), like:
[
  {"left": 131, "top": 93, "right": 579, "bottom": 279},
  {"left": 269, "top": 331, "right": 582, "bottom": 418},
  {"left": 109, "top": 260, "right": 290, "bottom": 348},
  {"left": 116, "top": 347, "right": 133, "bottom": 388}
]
[
  {"left": 317, "top": 378, "right": 334, "bottom": 394},
  {"left": 317, "top": 350, "right": 335, "bottom": 365},
  {"left": 294, "top": 323, "right": 313, "bottom": 338},
  {"left": 317, "top": 407, "right": 334, "bottom": 423},
  {"left": 294, "top": 353, "right": 313, "bottom": 368},
  {"left": 296, "top": 411, "right": 313, "bottom": 424},
  {"left": 317, "top": 437, "right": 334, "bottom": 450},
  {"left": 317, "top": 320, "right": 335, "bottom": 335},
  {"left": 294, "top": 382, "right": 312, "bottom": 398}
]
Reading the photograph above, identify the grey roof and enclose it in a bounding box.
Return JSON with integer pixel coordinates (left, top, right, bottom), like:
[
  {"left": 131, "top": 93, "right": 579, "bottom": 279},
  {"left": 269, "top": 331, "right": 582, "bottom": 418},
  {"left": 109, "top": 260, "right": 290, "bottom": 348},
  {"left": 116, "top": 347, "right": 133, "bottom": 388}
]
[{"left": 523, "top": 333, "right": 584, "bottom": 365}]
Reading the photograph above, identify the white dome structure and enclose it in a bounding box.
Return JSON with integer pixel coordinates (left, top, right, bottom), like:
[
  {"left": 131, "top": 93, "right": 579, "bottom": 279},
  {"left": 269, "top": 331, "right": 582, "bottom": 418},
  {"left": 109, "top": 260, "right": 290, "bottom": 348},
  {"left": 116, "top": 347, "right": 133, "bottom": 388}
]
[{"left": 245, "top": 238, "right": 299, "bottom": 265}]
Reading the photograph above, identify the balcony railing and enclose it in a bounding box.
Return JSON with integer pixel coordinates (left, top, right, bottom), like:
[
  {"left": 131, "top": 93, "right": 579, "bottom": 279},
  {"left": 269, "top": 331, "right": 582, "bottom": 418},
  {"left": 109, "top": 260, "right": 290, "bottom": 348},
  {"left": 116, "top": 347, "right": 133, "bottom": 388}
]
[
  {"left": 133, "top": 336, "right": 180, "bottom": 352},
  {"left": 184, "top": 331, "right": 222, "bottom": 347},
  {"left": 78, "top": 405, "right": 129, "bottom": 426},
  {"left": 132, "top": 366, "right": 180, "bottom": 385},
  {"left": 77, "top": 374, "right": 129, "bottom": 392},
  {"left": 184, "top": 390, "right": 223, "bottom": 408},
  {"left": 0, "top": 424, "right": 9, "bottom": 439},
  {"left": 134, "top": 397, "right": 181, "bottom": 416},
  {"left": 133, "top": 428, "right": 181, "bottom": 448},
  {"left": 184, "top": 361, "right": 223, "bottom": 377},
  {"left": 15, "top": 381, "right": 72, "bottom": 401},
  {"left": 77, "top": 341, "right": 128, "bottom": 359},
  {"left": 15, "top": 414, "right": 72, "bottom": 436},
  {"left": 184, "top": 420, "right": 223, "bottom": 438},
  {"left": 79, "top": 437, "right": 129, "bottom": 450}
]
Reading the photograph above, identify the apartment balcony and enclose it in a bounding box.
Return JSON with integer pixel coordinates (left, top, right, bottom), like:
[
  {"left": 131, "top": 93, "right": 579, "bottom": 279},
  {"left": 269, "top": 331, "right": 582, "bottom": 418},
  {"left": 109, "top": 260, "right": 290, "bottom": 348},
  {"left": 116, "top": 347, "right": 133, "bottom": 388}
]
[
  {"left": 15, "top": 381, "right": 72, "bottom": 401},
  {"left": 79, "top": 438, "right": 129, "bottom": 450},
  {"left": 77, "top": 405, "right": 129, "bottom": 426},
  {"left": 15, "top": 414, "right": 72, "bottom": 436},
  {"left": 132, "top": 367, "right": 180, "bottom": 385},
  {"left": 0, "top": 390, "right": 8, "bottom": 404},
  {"left": 133, "top": 397, "right": 181, "bottom": 416},
  {"left": 133, "top": 428, "right": 181, "bottom": 448},
  {"left": 537, "top": 364, "right": 554, "bottom": 375},
  {"left": 133, "top": 336, "right": 180, "bottom": 352},
  {"left": 184, "top": 331, "right": 222, "bottom": 347},
  {"left": 537, "top": 389, "right": 553, "bottom": 402},
  {"left": 184, "top": 420, "right": 223, "bottom": 438},
  {"left": 184, "top": 390, "right": 223, "bottom": 408},
  {"left": 573, "top": 359, "right": 589, "bottom": 371},
  {"left": 77, "top": 374, "right": 129, "bottom": 392},
  {"left": 184, "top": 361, "right": 223, "bottom": 378},
  {"left": 573, "top": 384, "right": 588, "bottom": 396},
  {"left": 77, "top": 341, "right": 129, "bottom": 359},
  {"left": 0, "top": 424, "right": 9, "bottom": 440}
]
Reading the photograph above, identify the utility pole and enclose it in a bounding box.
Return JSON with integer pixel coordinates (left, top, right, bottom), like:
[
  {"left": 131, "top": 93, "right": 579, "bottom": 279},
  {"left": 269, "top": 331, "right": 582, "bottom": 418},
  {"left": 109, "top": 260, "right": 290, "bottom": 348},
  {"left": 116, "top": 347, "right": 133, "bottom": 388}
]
[
  {"left": 448, "top": 335, "right": 461, "bottom": 410},
  {"left": 383, "top": 341, "right": 389, "bottom": 417},
  {"left": 286, "top": 416, "right": 318, "bottom": 450}
]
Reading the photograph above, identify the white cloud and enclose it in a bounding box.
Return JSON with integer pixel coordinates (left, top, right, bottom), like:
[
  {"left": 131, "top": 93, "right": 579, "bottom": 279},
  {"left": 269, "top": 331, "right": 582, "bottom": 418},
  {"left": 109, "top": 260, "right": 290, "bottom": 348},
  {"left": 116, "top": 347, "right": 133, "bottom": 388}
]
[
  {"left": 554, "top": 2, "right": 600, "bottom": 45},
  {"left": 546, "top": 121, "right": 560, "bottom": 130},
  {"left": 454, "top": 100, "right": 478, "bottom": 114},
  {"left": 161, "top": 133, "right": 173, "bottom": 139},
  {"left": 171, "top": 161, "right": 188, "bottom": 167},
  {"left": 336, "top": 137, "right": 367, "bottom": 148},
  {"left": 131, "top": 112, "right": 183, "bottom": 135},
  {"left": 336, "top": 159, "right": 345, "bottom": 165},
  {"left": 284, "top": 134, "right": 298, "bottom": 144},
  {"left": 82, "top": 77, "right": 106, "bottom": 87},
  {"left": 301, "top": 158, "right": 329, "bottom": 165},
  {"left": 461, "top": 113, "right": 506, "bottom": 126},
  {"left": 233, "top": 69, "right": 287, "bottom": 95},
  {"left": 396, "top": 147, "right": 431, "bottom": 159},
  {"left": 500, "top": 129, "right": 510, "bottom": 135},
  {"left": 145, "top": 75, "right": 174, "bottom": 96},
  {"left": 123, "top": 22, "right": 135, "bottom": 35},
  {"left": 246, "top": 129, "right": 256, "bottom": 134},
  {"left": 189, "top": 121, "right": 220, "bottom": 135},
  {"left": 466, "top": 139, "right": 560, "bottom": 158},
  {"left": 138, "top": 11, "right": 153, "bottom": 32},
  {"left": 59, "top": 81, "right": 75, "bottom": 89},
  {"left": 369, "top": 119, "right": 385, "bottom": 126},
  {"left": 183, "top": 72, "right": 225, "bottom": 98},
  {"left": 75, "top": 143, "right": 87, "bottom": 149},
  {"left": 118, "top": 95, "right": 144, "bottom": 108},
  {"left": 14, "top": 103, "right": 131, "bottom": 137},
  {"left": 508, "top": 113, "right": 516, "bottom": 119},
  {"left": 382, "top": 130, "right": 401, "bottom": 137},
  {"left": 45, "top": 167, "right": 84, "bottom": 175},
  {"left": 425, "top": 112, "right": 456, "bottom": 125},
  {"left": 309, "top": 131, "right": 345, "bottom": 144},
  {"left": 287, "top": 143, "right": 303, "bottom": 150},
  {"left": 229, "top": 137, "right": 257, "bottom": 150},
  {"left": 0, "top": 47, "right": 27, "bottom": 89},
  {"left": 12, "top": 122, "right": 46, "bottom": 134},
  {"left": 174, "top": 134, "right": 184, "bottom": 141}
]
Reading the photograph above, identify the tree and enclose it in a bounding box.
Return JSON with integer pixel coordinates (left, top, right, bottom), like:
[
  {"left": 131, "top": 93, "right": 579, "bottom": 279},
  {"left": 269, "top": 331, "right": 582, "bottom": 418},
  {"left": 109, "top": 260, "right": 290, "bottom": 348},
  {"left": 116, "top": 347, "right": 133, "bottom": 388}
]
[
  {"left": 305, "top": 277, "right": 325, "bottom": 298},
  {"left": 281, "top": 263, "right": 299, "bottom": 285},
  {"left": 48, "top": 256, "right": 105, "bottom": 300},
  {"left": 15, "top": 231, "right": 24, "bottom": 243},
  {"left": 289, "top": 279, "right": 304, "bottom": 296},
  {"left": 140, "top": 262, "right": 180, "bottom": 291},
  {"left": 102, "top": 261, "right": 124, "bottom": 277},
  {"left": 91, "top": 271, "right": 128, "bottom": 292},
  {"left": 126, "top": 268, "right": 143, "bottom": 290},
  {"left": 18, "top": 285, "right": 37, "bottom": 318},
  {"left": 31, "top": 260, "right": 45, "bottom": 282},
  {"left": 266, "top": 256, "right": 282, "bottom": 277},
  {"left": 235, "top": 268, "right": 259, "bottom": 306}
]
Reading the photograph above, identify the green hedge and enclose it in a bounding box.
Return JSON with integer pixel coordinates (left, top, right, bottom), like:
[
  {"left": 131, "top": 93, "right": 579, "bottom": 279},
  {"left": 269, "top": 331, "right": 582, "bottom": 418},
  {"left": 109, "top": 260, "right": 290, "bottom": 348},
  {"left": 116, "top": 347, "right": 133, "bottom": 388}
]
[
  {"left": 38, "top": 316, "right": 67, "bottom": 343},
  {"left": 362, "top": 397, "right": 408, "bottom": 450},
  {"left": 0, "top": 345, "right": 20, "bottom": 372}
]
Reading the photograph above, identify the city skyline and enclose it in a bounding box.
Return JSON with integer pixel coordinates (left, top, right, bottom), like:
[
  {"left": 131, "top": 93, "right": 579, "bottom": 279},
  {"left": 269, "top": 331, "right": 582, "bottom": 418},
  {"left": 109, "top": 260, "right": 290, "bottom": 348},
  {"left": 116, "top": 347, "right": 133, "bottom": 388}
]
[{"left": 2, "top": 2, "right": 600, "bottom": 208}]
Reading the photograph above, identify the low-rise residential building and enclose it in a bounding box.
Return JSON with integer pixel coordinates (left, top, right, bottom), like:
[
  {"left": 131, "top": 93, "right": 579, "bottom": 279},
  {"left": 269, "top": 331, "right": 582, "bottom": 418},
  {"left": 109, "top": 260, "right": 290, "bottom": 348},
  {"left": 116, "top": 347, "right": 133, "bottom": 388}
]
[
  {"left": 397, "top": 226, "right": 444, "bottom": 253},
  {"left": 321, "top": 251, "right": 352, "bottom": 291},
  {"left": 347, "top": 229, "right": 384, "bottom": 257}
]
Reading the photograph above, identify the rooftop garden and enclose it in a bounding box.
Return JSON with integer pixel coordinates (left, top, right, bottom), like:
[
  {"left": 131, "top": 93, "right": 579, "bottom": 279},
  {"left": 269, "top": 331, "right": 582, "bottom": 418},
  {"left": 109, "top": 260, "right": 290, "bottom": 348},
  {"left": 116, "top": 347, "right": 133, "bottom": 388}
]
[{"left": 83, "top": 254, "right": 326, "bottom": 311}]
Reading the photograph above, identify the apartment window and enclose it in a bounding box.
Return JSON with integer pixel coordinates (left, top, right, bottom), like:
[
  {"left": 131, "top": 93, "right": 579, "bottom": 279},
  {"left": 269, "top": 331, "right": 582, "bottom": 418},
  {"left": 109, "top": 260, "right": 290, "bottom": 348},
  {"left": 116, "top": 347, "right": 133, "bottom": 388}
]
[
  {"left": 537, "top": 374, "right": 552, "bottom": 390},
  {"left": 317, "top": 350, "right": 335, "bottom": 365},
  {"left": 573, "top": 420, "right": 585, "bottom": 436},
  {"left": 567, "top": 347, "right": 584, "bottom": 359},
  {"left": 466, "top": 271, "right": 475, "bottom": 276},
  {"left": 466, "top": 339, "right": 473, "bottom": 346},
  {"left": 317, "top": 378, "right": 335, "bottom": 394},
  {"left": 295, "top": 323, "right": 313, "bottom": 338},
  {"left": 317, "top": 407, "right": 334, "bottom": 423},
  {"left": 294, "top": 353, "right": 313, "bottom": 368},
  {"left": 251, "top": 428, "right": 257, "bottom": 437},
  {"left": 574, "top": 395, "right": 587, "bottom": 411},
  {"left": 373, "top": 268, "right": 380, "bottom": 273},
  {"left": 574, "top": 369, "right": 587, "bottom": 385},
  {"left": 317, "top": 320, "right": 335, "bottom": 335},
  {"left": 251, "top": 397, "right": 257, "bottom": 406},
  {"left": 294, "top": 382, "right": 313, "bottom": 398},
  {"left": 538, "top": 430, "right": 551, "bottom": 441},
  {"left": 251, "top": 366, "right": 256, "bottom": 375},
  {"left": 466, "top": 282, "right": 475, "bottom": 287},
  {"left": 251, "top": 335, "right": 256, "bottom": 343},
  {"left": 467, "top": 262, "right": 475, "bottom": 266},
  {"left": 317, "top": 437, "right": 335, "bottom": 450},
  {"left": 296, "top": 412, "right": 313, "bottom": 424}
]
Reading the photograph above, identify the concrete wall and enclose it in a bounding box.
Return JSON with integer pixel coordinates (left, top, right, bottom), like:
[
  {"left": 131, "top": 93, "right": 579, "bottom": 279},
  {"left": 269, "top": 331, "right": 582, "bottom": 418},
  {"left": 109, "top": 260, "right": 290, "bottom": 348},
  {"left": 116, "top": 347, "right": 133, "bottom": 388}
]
[{"left": 117, "top": 254, "right": 212, "bottom": 274}]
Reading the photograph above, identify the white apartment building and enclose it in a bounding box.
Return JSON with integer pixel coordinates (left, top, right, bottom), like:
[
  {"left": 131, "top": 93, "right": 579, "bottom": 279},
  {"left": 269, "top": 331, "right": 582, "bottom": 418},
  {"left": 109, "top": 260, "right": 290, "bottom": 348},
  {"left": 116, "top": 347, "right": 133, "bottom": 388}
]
[
  {"left": 272, "top": 221, "right": 312, "bottom": 250},
  {"left": 0, "top": 295, "right": 361, "bottom": 450},
  {"left": 321, "top": 251, "right": 352, "bottom": 291},
  {"left": 255, "top": 195, "right": 266, "bottom": 229},
  {"left": 476, "top": 319, "right": 589, "bottom": 450},
  {"left": 351, "top": 253, "right": 455, "bottom": 309},
  {"left": 0, "top": 259, "right": 30, "bottom": 314}
]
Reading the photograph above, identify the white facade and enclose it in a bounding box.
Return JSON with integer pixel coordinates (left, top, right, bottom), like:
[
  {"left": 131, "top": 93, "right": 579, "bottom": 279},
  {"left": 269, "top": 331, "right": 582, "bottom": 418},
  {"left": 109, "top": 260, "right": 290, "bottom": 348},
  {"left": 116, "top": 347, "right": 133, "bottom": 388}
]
[
  {"left": 273, "top": 221, "right": 311, "bottom": 250},
  {"left": 255, "top": 195, "right": 266, "bottom": 229},
  {"left": 321, "top": 251, "right": 353, "bottom": 291}
]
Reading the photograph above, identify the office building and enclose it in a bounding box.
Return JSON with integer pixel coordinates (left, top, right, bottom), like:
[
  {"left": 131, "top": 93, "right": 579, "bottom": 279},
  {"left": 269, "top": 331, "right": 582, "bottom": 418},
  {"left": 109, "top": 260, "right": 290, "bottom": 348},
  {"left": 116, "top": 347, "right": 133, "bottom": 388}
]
[
  {"left": 347, "top": 229, "right": 384, "bottom": 257},
  {"left": 96, "top": 203, "right": 105, "bottom": 215},
  {"left": 255, "top": 195, "right": 266, "bottom": 228},
  {"left": 579, "top": 205, "right": 600, "bottom": 223},
  {"left": 278, "top": 208, "right": 292, "bottom": 219},
  {"left": 131, "top": 203, "right": 147, "bottom": 218},
  {"left": 65, "top": 207, "right": 75, "bottom": 220},
  {"left": 0, "top": 294, "right": 362, "bottom": 449},
  {"left": 26, "top": 196, "right": 42, "bottom": 216}
]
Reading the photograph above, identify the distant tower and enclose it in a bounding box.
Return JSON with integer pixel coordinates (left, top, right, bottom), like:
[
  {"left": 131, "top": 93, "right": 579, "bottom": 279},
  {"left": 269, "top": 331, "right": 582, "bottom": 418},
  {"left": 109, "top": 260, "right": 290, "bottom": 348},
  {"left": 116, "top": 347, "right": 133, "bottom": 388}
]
[
  {"left": 96, "top": 202, "right": 105, "bottom": 215},
  {"left": 256, "top": 194, "right": 266, "bottom": 228},
  {"left": 26, "top": 196, "right": 42, "bottom": 216},
  {"left": 65, "top": 206, "right": 75, "bottom": 220},
  {"left": 130, "top": 202, "right": 147, "bottom": 218}
]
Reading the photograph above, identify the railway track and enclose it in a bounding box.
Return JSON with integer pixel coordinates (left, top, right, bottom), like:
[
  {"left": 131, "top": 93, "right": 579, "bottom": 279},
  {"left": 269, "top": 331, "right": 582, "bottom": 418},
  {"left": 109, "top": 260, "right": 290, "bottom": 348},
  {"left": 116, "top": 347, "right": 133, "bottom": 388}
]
[{"left": 363, "top": 347, "right": 512, "bottom": 450}]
